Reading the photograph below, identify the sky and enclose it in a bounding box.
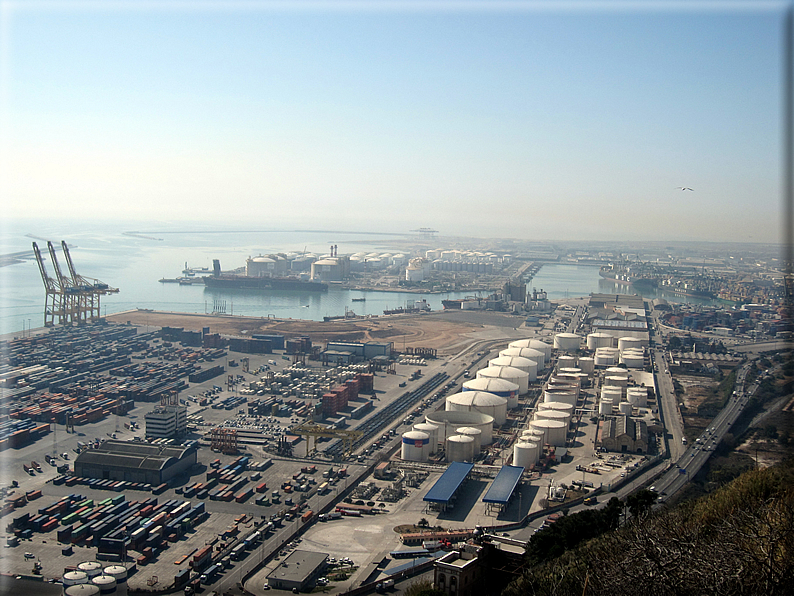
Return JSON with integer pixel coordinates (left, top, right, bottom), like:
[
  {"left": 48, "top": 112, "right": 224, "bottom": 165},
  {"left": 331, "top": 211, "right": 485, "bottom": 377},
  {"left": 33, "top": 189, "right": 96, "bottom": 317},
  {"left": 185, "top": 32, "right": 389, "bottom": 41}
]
[{"left": 0, "top": 0, "right": 789, "bottom": 243}]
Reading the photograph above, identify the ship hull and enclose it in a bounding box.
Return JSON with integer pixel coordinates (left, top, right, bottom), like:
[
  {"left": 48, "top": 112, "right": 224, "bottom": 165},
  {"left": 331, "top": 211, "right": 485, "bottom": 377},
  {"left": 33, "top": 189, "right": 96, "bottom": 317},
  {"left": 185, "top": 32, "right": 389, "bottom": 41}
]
[{"left": 204, "top": 276, "right": 328, "bottom": 292}]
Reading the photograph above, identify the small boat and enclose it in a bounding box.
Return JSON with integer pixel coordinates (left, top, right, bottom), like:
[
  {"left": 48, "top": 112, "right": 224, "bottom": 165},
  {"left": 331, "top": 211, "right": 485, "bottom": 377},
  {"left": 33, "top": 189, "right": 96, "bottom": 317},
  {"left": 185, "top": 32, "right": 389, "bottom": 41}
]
[{"left": 351, "top": 298, "right": 366, "bottom": 302}]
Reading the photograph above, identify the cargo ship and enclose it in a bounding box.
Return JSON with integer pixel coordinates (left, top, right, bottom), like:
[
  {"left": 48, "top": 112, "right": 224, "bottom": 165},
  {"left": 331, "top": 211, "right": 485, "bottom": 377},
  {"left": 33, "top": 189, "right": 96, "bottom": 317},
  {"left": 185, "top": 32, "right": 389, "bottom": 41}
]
[
  {"left": 204, "top": 275, "right": 328, "bottom": 292},
  {"left": 598, "top": 265, "right": 658, "bottom": 289}
]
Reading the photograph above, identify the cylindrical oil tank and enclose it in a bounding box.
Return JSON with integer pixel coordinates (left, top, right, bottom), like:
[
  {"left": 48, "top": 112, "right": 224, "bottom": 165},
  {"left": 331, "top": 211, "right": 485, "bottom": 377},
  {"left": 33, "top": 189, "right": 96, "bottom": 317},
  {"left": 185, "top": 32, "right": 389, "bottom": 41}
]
[
  {"left": 462, "top": 377, "right": 520, "bottom": 403},
  {"left": 587, "top": 332, "right": 614, "bottom": 350},
  {"left": 605, "top": 376, "right": 628, "bottom": 389},
  {"left": 500, "top": 347, "right": 546, "bottom": 369},
  {"left": 539, "top": 401, "right": 575, "bottom": 417},
  {"left": 489, "top": 355, "right": 538, "bottom": 381},
  {"left": 513, "top": 441, "right": 539, "bottom": 467},
  {"left": 413, "top": 422, "right": 439, "bottom": 453},
  {"left": 401, "top": 430, "right": 430, "bottom": 462},
  {"left": 91, "top": 576, "right": 116, "bottom": 596},
  {"left": 477, "top": 366, "right": 528, "bottom": 397},
  {"left": 554, "top": 333, "right": 581, "bottom": 352},
  {"left": 599, "top": 398, "right": 614, "bottom": 415},
  {"left": 557, "top": 355, "right": 576, "bottom": 369},
  {"left": 627, "top": 387, "right": 648, "bottom": 407},
  {"left": 530, "top": 419, "right": 567, "bottom": 446},
  {"left": 528, "top": 340, "right": 552, "bottom": 359},
  {"left": 456, "top": 426, "right": 482, "bottom": 454},
  {"left": 102, "top": 566, "right": 127, "bottom": 596},
  {"left": 578, "top": 356, "right": 595, "bottom": 374},
  {"left": 558, "top": 367, "right": 582, "bottom": 378},
  {"left": 446, "top": 391, "right": 507, "bottom": 425},
  {"left": 619, "top": 401, "right": 633, "bottom": 416},
  {"left": 425, "top": 411, "right": 494, "bottom": 445},
  {"left": 601, "top": 385, "right": 623, "bottom": 401},
  {"left": 535, "top": 409, "right": 570, "bottom": 426},
  {"left": 78, "top": 562, "right": 103, "bottom": 579},
  {"left": 446, "top": 434, "right": 475, "bottom": 462},
  {"left": 64, "top": 585, "right": 101, "bottom": 596},
  {"left": 594, "top": 347, "right": 619, "bottom": 367},
  {"left": 605, "top": 367, "right": 629, "bottom": 378},
  {"left": 618, "top": 336, "right": 644, "bottom": 352},
  {"left": 63, "top": 572, "right": 89, "bottom": 587},
  {"left": 621, "top": 350, "right": 645, "bottom": 369},
  {"left": 544, "top": 389, "right": 577, "bottom": 406}
]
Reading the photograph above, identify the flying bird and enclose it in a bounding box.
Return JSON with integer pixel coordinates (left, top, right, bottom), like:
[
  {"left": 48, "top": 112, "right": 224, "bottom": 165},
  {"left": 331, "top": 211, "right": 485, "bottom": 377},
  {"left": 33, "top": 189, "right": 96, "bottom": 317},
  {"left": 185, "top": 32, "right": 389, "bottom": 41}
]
[{"left": 676, "top": 187, "right": 694, "bottom": 191}]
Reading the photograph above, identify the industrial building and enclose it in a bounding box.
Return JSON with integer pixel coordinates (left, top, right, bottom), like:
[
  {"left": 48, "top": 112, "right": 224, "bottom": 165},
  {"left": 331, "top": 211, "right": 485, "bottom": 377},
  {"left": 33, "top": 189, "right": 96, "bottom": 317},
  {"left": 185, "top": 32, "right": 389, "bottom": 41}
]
[
  {"left": 266, "top": 550, "right": 328, "bottom": 591},
  {"left": 74, "top": 440, "right": 197, "bottom": 485},
  {"left": 144, "top": 404, "right": 188, "bottom": 439},
  {"left": 596, "top": 415, "right": 649, "bottom": 453}
]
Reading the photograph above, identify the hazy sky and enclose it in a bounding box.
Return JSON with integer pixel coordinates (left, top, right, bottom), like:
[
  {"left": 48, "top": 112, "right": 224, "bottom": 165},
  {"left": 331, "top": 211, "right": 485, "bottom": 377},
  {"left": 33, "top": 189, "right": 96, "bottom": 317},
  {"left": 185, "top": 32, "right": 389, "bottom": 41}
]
[{"left": 1, "top": 1, "right": 788, "bottom": 242}]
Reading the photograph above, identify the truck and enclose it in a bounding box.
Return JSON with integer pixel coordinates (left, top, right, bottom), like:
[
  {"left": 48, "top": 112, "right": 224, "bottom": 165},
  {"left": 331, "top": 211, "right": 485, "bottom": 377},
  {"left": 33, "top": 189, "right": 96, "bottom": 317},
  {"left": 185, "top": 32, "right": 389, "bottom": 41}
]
[{"left": 681, "top": 437, "right": 687, "bottom": 445}]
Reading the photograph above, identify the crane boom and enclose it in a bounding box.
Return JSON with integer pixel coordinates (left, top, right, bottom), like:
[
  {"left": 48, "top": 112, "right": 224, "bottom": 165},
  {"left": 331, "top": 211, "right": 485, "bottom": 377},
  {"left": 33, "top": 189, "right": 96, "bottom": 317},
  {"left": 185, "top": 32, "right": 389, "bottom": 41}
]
[{"left": 32, "top": 242, "right": 56, "bottom": 291}]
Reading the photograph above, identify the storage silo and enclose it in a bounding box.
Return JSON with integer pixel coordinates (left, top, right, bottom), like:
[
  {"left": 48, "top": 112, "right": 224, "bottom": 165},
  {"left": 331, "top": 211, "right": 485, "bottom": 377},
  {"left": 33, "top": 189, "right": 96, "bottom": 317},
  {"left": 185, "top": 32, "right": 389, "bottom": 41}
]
[
  {"left": 63, "top": 572, "right": 89, "bottom": 587},
  {"left": 599, "top": 398, "right": 614, "bottom": 415},
  {"left": 401, "top": 430, "right": 430, "bottom": 462},
  {"left": 64, "top": 585, "right": 101, "bottom": 596},
  {"left": 102, "top": 566, "right": 128, "bottom": 596},
  {"left": 513, "top": 441, "right": 539, "bottom": 467},
  {"left": 78, "top": 562, "right": 103, "bottom": 579},
  {"left": 91, "top": 575, "right": 116, "bottom": 596},
  {"left": 544, "top": 388, "right": 577, "bottom": 406},
  {"left": 489, "top": 355, "right": 538, "bottom": 381},
  {"left": 456, "top": 427, "right": 482, "bottom": 454},
  {"left": 535, "top": 408, "right": 571, "bottom": 426},
  {"left": 530, "top": 419, "right": 567, "bottom": 446},
  {"left": 586, "top": 332, "right": 614, "bottom": 350},
  {"left": 425, "top": 411, "right": 494, "bottom": 445},
  {"left": 501, "top": 347, "right": 546, "bottom": 369},
  {"left": 446, "top": 434, "right": 475, "bottom": 462},
  {"left": 618, "top": 336, "right": 644, "bottom": 351},
  {"left": 413, "top": 422, "right": 439, "bottom": 454},
  {"left": 619, "top": 401, "right": 633, "bottom": 416},
  {"left": 446, "top": 391, "right": 507, "bottom": 425},
  {"left": 553, "top": 333, "right": 581, "bottom": 352},
  {"left": 477, "top": 366, "right": 528, "bottom": 397},
  {"left": 557, "top": 355, "right": 577, "bottom": 370},
  {"left": 578, "top": 356, "right": 595, "bottom": 374},
  {"left": 462, "top": 377, "right": 520, "bottom": 403},
  {"left": 627, "top": 387, "right": 648, "bottom": 407}
]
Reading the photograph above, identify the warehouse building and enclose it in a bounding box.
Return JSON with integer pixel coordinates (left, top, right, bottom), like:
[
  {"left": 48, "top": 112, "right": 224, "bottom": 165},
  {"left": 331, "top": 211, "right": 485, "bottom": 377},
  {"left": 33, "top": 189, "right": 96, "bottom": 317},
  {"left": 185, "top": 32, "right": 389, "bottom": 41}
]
[
  {"left": 74, "top": 440, "right": 197, "bottom": 485},
  {"left": 266, "top": 550, "right": 328, "bottom": 591},
  {"left": 145, "top": 404, "right": 188, "bottom": 439},
  {"left": 596, "top": 415, "right": 648, "bottom": 454}
]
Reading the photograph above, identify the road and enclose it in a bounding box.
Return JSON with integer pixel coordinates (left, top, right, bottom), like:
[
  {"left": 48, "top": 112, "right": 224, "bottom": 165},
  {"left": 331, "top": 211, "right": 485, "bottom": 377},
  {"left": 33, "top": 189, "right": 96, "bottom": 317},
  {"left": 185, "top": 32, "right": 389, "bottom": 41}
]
[{"left": 651, "top": 348, "right": 685, "bottom": 462}]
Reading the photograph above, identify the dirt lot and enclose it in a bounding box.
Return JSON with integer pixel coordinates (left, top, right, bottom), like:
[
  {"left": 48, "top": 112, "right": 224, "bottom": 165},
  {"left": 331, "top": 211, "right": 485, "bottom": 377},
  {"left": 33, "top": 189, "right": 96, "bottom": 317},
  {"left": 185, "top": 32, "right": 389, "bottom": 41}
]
[{"left": 106, "top": 310, "right": 485, "bottom": 355}]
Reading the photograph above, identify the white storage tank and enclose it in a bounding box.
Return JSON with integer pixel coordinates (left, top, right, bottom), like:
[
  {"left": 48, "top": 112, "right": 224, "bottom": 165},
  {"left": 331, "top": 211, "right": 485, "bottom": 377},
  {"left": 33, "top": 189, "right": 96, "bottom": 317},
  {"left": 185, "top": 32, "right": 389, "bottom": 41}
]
[
  {"left": 601, "top": 385, "right": 623, "bottom": 402},
  {"left": 544, "top": 389, "right": 577, "bottom": 406},
  {"left": 587, "top": 332, "right": 614, "bottom": 350},
  {"left": 103, "top": 565, "right": 128, "bottom": 596},
  {"left": 446, "top": 434, "right": 475, "bottom": 462},
  {"left": 489, "top": 355, "right": 538, "bottom": 381},
  {"left": 501, "top": 347, "right": 546, "bottom": 369},
  {"left": 63, "top": 571, "right": 89, "bottom": 587},
  {"left": 627, "top": 387, "right": 648, "bottom": 407},
  {"left": 557, "top": 355, "right": 577, "bottom": 370},
  {"left": 578, "top": 356, "right": 595, "bottom": 374},
  {"left": 558, "top": 367, "right": 582, "bottom": 377},
  {"left": 462, "top": 377, "right": 520, "bottom": 403},
  {"left": 605, "top": 376, "right": 628, "bottom": 389},
  {"left": 456, "top": 426, "right": 483, "bottom": 454},
  {"left": 605, "top": 367, "right": 629, "bottom": 379},
  {"left": 91, "top": 575, "right": 116, "bottom": 596},
  {"left": 599, "top": 398, "right": 614, "bottom": 415},
  {"left": 65, "top": 586, "right": 101, "bottom": 596},
  {"left": 553, "top": 333, "right": 581, "bottom": 352},
  {"left": 528, "top": 340, "right": 552, "bottom": 359},
  {"left": 413, "top": 422, "right": 439, "bottom": 454},
  {"left": 513, "top": 441, "right": 539, "bottom": 467},
  {"left": 618, "top": 336, "right": 644, "bottom": 351},
  {"left": 621, "top": 350, "right": 645, "bottom": 369},
  {"left": 539, "top": 401, "right": 575, "bottom": 416},
  {"left": 446, "top": 391, "right": 507, "bottom": 425},
  {"left": 619, "top": 401, "right": 633, "bottom": 416},
  {"left": 401, "top": 430, "right": 430, "bottom": 462},
  {"left": 425, "top": 411, "right": 494, "bottom": 445},
  {"left": 477, "top": 366, "right": 528, "bottom": 397},
  {"left": 530, "top": 419, "right": 567, "bottom": 446},
  {"left": 535, "top": 409, "right": 570, "bottom": 426},
  {"left": 594, "top": 347, "right": 620, "bottom": 367},
  {"left": 78, "top": 562, "right": 103, "bottom": 579}
]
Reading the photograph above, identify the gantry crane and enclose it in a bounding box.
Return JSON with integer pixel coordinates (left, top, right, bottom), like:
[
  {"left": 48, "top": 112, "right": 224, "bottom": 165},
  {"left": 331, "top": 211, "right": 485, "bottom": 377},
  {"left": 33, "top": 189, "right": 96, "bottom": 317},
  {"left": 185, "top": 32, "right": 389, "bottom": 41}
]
[
  {"left": 292, "top": 422, "right": 363, "bottom": 459},
  {"left": 33, "top": 241, "right": 118, "bottom": 327}
]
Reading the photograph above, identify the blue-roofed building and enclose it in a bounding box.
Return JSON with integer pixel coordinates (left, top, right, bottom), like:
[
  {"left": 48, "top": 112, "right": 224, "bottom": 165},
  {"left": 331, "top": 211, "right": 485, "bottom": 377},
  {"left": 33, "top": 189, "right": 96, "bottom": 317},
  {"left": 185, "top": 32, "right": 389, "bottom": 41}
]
[
  {"left": 423, "top": 462, "right": 474, "bottom": 512},
  {"left": 482, "top": 465, "right": 524, "bottom": 513}
]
